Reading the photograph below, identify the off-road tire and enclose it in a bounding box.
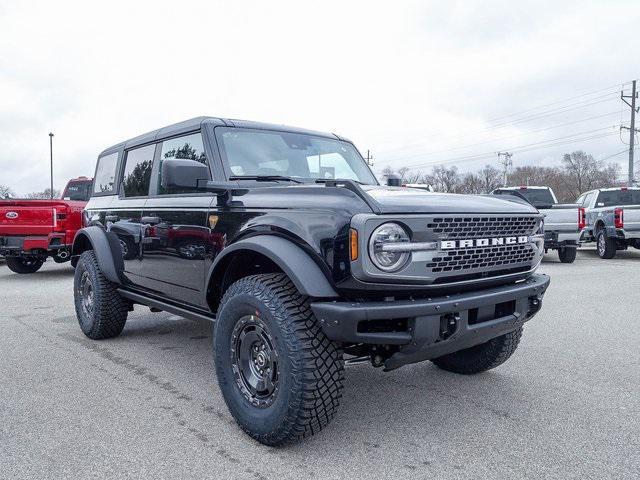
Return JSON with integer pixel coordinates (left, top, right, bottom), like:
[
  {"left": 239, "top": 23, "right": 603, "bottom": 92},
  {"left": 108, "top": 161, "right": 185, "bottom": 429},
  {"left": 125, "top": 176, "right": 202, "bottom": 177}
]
[
  {"left": 557, "top": 246, "right": 577, "bottom": 263},
  {"left": 596, "top": 231, "right": 616, "bottom": 259},
  {"left": 74, "top": 250, "right": 128, "bottom": 339},
  {"left": 5, "top": 256, "right": 44, "bottom": 274},
  {"left": 432, "top": 327, "right": 523, "bottom": 375},
  {"left": 214, "top": 273, "right": 345, "bottom": 446}
]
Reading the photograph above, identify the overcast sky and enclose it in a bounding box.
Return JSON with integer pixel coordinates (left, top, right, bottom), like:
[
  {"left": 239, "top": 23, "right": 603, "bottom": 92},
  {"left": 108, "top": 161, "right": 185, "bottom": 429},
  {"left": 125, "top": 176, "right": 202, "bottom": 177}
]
[{"left": 1, "top": 0, "right": 638, "bottom": 194}]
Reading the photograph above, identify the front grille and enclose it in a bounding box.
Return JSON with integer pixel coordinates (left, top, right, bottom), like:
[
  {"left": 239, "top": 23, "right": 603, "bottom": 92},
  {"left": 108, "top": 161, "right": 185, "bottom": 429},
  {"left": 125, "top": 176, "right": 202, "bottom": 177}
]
[
  {"left": 426, "top": 243, "right": 535, "bottom": 273},
  {"left": 423, "top": 214, "right": 540, "bottom": 280},
  {"left": 427, "top": 216, "right": 538, "bottom": 239}
]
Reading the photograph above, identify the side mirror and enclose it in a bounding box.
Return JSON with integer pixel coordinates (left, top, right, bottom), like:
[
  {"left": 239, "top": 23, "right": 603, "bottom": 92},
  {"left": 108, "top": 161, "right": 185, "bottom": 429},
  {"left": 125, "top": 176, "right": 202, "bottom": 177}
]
[
  {"left": 386, "top": 174, "right": 402, "bottom": 187},
  {"left": 161, "top": 159, "right": 209, "bottom": 190}
]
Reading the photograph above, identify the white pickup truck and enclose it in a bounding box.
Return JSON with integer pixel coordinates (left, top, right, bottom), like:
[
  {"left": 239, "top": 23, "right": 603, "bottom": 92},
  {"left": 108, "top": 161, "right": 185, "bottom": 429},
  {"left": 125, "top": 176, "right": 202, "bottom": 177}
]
[
  {"left": 576, "top": 187, "right": 640, "bottom": 258},
  {"left": 492, "top": 186, "right": 585, "bottom": 263}
]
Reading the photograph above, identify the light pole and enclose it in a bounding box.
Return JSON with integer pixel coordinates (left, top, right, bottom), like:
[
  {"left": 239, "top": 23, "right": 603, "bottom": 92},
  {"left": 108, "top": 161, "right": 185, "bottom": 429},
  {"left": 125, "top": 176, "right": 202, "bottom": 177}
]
[{"left": 49, "top": 132, "right": 54, "bottom": 199}]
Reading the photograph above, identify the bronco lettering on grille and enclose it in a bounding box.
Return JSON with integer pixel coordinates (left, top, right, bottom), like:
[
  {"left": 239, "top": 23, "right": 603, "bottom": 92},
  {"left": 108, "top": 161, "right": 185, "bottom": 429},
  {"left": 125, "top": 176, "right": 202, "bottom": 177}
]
[{"left": 440, "top": 236, "right": 529, "bottom": 250}]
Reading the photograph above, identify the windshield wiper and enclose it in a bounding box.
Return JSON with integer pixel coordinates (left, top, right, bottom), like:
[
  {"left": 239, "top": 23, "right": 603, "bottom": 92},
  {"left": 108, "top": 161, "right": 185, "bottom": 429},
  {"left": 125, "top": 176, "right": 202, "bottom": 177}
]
[
  {"left": 229, "top": 175, "right": 302, "bottom": 184},
  {"left": 315, "top": 178, "right": 367, "bottom": 185}
]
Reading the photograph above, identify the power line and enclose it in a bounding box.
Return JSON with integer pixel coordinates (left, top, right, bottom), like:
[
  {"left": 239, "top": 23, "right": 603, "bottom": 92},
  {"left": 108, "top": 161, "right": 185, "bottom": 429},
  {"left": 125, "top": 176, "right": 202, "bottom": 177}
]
[
  {"left": 388, "top": 111, "right": 619, "bottom": 160},
  {"left": 401, "top": 126, "right": 617, "bottom": 167},
  {"left": 382, "top": 94, "right": 618, "bottom": 156},
  {"left": 484, "top": 82, "right": 630, "bottom": 123},
  {"left": 403, "top": 130, "right": 619, "bottom": 170}
]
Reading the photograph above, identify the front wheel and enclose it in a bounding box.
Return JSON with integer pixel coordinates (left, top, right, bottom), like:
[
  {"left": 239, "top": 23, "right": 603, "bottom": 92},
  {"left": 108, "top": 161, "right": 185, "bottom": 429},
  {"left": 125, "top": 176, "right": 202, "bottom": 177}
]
[
  {"left": 5, "top": 256, "right": 44, "bottom": 274},
  {"left": 596, "top": 231, "right": 616, "bottom": 259},
  {"left": 432, "top": 328, "right": 523, "bottom": 374},
  {"left": 214, "top": 273, "right": 345, "bottom": 446},
  {"left": 558, "top": 246, "right": 577, "bottom": 263}
]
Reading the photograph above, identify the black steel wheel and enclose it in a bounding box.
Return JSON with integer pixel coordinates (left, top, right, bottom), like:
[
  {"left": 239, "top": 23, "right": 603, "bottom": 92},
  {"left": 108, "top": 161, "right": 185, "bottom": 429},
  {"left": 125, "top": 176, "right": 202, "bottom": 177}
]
[
  {"left": 231, "top": 315, "right": 279, "bottom": 408},
  {"left": 214, "top": 273, "right": 344, "bottom": 446},
  {"left": 5, "top": 256, "right": 44, "bottom": 274}
]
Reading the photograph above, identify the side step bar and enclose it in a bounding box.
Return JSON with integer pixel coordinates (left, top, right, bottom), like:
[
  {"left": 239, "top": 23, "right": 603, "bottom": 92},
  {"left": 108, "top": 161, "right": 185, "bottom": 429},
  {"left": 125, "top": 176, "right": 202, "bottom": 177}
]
[{"left": 117, "top": 289, "right": 215, "bottom": 323}]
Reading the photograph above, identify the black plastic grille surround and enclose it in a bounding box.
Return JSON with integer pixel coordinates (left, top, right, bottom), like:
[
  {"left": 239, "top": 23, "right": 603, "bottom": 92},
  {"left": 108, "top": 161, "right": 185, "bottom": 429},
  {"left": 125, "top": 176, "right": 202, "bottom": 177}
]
[
  {"left": 427, "top": 216, "right": 538, "bottom": 239},
  {"left": 425, "top": 215, "right": 539, "bottom": 276}
]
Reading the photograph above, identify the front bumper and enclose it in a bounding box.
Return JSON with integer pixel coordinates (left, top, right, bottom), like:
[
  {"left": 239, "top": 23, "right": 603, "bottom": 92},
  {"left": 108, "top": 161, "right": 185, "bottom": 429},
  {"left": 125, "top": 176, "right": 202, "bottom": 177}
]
[{"left": 311, "top": 273, "right": 550, "bottom": 370}]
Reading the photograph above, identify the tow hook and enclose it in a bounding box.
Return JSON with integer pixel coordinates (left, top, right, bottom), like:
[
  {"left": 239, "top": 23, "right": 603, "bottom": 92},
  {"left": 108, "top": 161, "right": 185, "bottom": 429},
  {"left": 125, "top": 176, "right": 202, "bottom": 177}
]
[
  {"left": 528, "top": 296, "right": 542, "bottom": 315},
  {"left": 440, "top": 313, "right": 460, "bottom": 340}
]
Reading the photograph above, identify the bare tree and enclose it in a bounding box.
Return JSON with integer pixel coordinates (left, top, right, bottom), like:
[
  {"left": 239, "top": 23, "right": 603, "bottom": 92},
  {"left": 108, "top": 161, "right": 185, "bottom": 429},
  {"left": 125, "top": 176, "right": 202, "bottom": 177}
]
[
  {"left": 397, "top": 166, "right": 410, "bottom": 181},
  {"left": 380, "top": 165, "right": 395, "bottom": 181},
  {"left": 428, "top": 165, "right": 460, "bottom": 193},
  {"left": 26, "top": 188, "right": 61, "bottom": 199},
  {"left": 458, "top": 172, "right": 484, "bottom": 194},
  {"left": 478, "top": 165, "right": 502, "bottom": 193},
  {"left": 0, "top": 184, "right": 15, "bottom": 198}
]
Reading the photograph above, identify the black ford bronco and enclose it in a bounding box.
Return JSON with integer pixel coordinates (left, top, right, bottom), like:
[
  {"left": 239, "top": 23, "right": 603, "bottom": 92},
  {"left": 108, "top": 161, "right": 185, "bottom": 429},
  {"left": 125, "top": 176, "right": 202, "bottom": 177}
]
[{"left": 71, "top": 117, "right": 550, "bottom": 445}]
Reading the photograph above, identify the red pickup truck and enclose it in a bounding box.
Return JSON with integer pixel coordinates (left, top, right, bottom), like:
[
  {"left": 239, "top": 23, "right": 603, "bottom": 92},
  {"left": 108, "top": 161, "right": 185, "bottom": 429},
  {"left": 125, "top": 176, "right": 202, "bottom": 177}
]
[{"left": 0, "top": 177, "right": 93, "bottom": 273}]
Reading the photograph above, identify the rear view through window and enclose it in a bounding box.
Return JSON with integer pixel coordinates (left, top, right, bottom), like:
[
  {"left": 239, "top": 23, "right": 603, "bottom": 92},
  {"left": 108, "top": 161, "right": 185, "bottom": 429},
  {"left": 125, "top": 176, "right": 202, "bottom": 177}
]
[
  {"left": 93, "top": 152, "right": 119, "bottom": 194},
  {"left": 596, "top": 189, "right": 640, "bottom": 207},
  {"left": 516, "top": 188, "right": 556, "bottom": 208}
]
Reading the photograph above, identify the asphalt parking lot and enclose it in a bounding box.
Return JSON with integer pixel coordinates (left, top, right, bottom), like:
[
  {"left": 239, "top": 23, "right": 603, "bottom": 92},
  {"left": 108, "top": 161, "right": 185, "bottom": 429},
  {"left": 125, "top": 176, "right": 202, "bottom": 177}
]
[{"left": 1, "top": 250, "right": 639, "bottom": 480}]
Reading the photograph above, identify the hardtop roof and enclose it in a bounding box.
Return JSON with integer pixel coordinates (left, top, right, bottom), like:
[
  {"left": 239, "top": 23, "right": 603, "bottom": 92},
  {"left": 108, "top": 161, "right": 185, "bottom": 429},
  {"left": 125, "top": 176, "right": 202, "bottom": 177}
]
[{"left": 98, "top": 116, "right": 345, "bottom": 157}]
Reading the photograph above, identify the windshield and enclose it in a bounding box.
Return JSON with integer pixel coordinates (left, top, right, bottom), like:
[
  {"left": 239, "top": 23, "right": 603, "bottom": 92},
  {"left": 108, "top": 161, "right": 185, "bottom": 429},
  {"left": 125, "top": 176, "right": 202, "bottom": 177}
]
[
  {"left": 595, "top": 189, "right": 640, "bottom": 207},
  {"left": 62, "top": 180, "right": 93, "bottom": 201},
  {"left": 216, "top": 127, "right": 378, "bottom": 185},
  {"left": 515, "top": 188, "right": 556, "bottom": 207}
]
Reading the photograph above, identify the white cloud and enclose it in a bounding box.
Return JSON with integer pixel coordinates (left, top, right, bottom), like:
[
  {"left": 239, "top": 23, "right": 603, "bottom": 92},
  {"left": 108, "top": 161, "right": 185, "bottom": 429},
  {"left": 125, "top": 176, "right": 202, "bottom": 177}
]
[{"left": 0, "top": 0, "right": 637, "bottom": 194}]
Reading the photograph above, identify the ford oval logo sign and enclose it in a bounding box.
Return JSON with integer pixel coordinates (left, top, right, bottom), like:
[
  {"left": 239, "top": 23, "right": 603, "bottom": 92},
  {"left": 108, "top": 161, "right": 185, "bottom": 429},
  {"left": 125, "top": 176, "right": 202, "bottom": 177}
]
[{"left": 5, "top": 211, "right": 18, "bottom": 219}]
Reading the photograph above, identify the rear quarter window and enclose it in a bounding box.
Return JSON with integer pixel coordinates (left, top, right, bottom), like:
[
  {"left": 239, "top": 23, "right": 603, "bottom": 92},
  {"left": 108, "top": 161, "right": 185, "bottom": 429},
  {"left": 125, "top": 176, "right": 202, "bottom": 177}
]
[{"left": 93, "top": 152, "right": 119, "bottom": 194}]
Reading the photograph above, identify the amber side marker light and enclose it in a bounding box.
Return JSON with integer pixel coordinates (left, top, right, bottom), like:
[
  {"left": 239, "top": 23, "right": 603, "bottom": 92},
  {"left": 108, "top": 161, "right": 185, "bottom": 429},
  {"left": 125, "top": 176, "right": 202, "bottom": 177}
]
[{"left": 350, "top": 228, "right": 359, "bottom": 261}]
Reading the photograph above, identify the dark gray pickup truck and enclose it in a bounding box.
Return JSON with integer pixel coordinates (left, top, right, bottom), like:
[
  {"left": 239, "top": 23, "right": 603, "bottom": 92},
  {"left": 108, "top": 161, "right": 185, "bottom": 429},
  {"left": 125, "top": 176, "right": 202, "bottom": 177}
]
[
  {"left": 70, "top": 116, "right": 550, "bottom": 445},
  {"left": 578, "top": 187, "right": 640, "bottom": 258}
]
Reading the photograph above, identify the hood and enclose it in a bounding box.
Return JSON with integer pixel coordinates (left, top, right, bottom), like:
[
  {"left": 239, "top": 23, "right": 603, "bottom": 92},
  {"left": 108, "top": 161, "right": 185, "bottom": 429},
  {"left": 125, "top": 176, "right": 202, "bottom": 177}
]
[
  {"left": 236, "top": 183, "right": 538, "bottom": 215},
  {"left": 361, "top": 185, "right": 539, "bottom": 214}
]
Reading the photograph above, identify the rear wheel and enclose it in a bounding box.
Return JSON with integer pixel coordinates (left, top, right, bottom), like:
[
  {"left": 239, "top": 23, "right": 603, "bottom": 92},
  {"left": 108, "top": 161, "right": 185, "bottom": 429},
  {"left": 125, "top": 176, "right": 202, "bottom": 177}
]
[
  {"left": 74, "top": 250, "right": 128, "bottom": 339},
  {"left": 596, "top": 231, "right": 616, "bottom": 259},
  {"left": 557, "top": 246, "right": 577, "bottom": 263},
  {"left": 5, "top": 256, "right": 44, "bottom": 274},
  {"left": 432, "top": 328, "right": 523, "bottom": 374},
  {"left": 214, "top": 273, "right": 345, "bottom": 446}
]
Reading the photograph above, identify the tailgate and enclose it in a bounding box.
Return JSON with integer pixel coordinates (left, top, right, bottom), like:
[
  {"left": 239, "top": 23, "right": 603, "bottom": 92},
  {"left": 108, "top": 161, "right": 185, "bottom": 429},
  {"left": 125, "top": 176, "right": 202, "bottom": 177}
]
[
  {"left": 621, "top": 206, "right": 640, "bottom": 232},
  {"left": 541, "top": 206, "right": 579, "bottom": 233},
  {"left": 0, "top": 201, "right": 63, "bottom": 236}
]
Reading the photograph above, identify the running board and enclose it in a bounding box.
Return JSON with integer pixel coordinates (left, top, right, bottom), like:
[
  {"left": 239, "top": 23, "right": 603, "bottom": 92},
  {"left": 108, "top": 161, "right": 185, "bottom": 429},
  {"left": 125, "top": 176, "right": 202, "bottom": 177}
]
[{"left": 117, "top": 289, "right": 216, "bottom": 323}]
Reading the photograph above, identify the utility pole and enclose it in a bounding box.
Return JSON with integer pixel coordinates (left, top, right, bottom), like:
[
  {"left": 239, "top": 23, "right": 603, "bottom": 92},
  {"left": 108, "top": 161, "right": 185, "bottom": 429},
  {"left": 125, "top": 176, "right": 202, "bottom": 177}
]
[
  {"left": 497, "top": 151, "right": 513, "bottom": 187},
  {"left": 621, "top": 80, "right": 639, "bottom": 186},
  {"left": 49, "top": 132, "right": 54, "bottom": 199},
  {"left": 364, "top": 149, "right": 374, "bottom": 166}
]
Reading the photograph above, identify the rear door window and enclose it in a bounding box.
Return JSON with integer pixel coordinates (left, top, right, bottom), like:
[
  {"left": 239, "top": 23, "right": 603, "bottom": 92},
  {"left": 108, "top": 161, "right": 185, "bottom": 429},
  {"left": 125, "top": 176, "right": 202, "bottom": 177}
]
[
  {"left": 93, "top": 152, "right": 119, "bottom": 194},
  {"left": 122, "top": 144, "right": 155, "bottom": 197}
]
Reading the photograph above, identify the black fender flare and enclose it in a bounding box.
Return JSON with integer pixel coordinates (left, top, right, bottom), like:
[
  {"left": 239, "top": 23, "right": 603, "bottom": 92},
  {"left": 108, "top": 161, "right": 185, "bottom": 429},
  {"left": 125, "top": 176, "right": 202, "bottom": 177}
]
[
  {"left": 208, "top": 235, "right": 339, "bottom": 299},
  {"left": 71, "top": 226, "right": 125, "bottom": 284}
]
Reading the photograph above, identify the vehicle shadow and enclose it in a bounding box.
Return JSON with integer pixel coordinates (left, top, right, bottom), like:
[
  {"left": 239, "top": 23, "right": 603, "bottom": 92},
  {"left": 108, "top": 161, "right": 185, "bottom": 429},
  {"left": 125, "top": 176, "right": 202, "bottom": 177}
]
[
  {"left": 99, "top": 312, "right": 532, "bottom": 454},
  {"left": 1, "top": 267, "right": 75, "bottom": 280}
]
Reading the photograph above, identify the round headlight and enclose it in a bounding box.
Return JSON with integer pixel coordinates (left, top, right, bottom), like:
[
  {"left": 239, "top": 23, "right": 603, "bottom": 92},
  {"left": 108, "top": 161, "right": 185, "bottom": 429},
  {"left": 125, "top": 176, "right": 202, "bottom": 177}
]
[{"left": 368, "top": 222, "right": 411, "bottom": 272}]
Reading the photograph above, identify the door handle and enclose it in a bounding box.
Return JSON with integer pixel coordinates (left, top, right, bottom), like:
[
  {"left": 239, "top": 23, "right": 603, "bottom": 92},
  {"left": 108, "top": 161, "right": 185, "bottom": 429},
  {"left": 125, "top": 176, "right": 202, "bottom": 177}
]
[
  {"left": 141, "top": 216, "right": 161, "bottom": 225},
  {"left": 105, "top": 214, "right": 119, "bottom": 222}
]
